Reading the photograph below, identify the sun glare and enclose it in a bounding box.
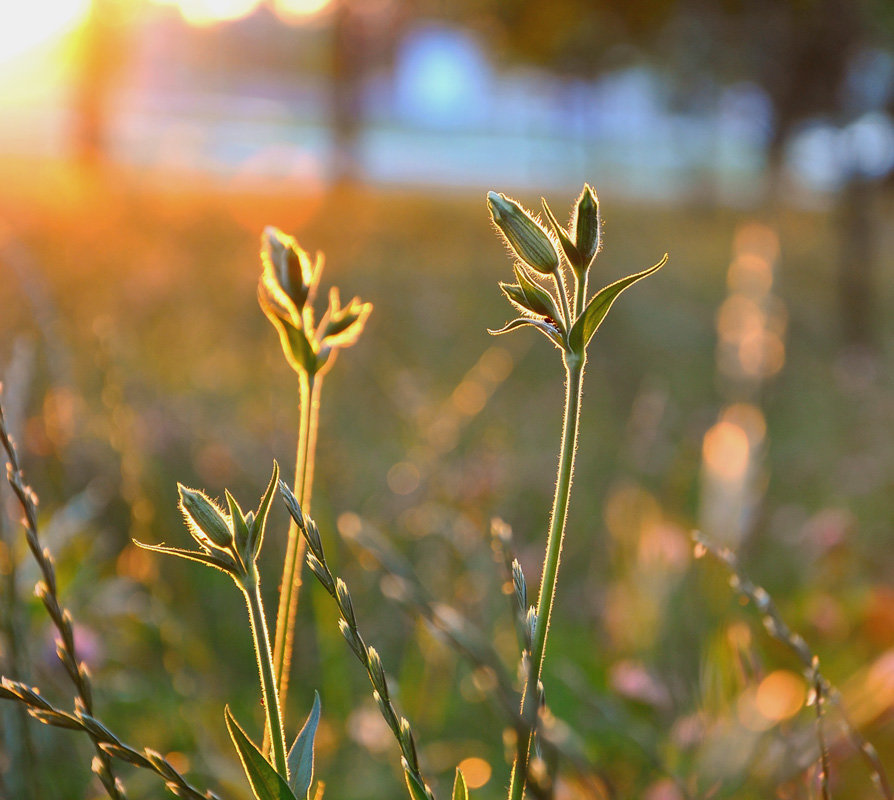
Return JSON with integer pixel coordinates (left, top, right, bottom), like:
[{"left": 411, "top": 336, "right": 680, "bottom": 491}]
[
  {"left": 0, "top": 0, "right": 91, "bottom": 67},
  {"left": 274, "top": 0, "right": 333, "bottom": 21},
  {"left": 149, "top": 0, "right": 332, "bottom": 26}
]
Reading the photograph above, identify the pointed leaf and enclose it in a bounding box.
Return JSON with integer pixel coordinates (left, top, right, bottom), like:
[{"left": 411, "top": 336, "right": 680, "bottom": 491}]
[
  {"left": 452, "top": 768, "right": 469, "bottom": 800},
  {"left": 226, "top": 490, "right": 253, "bottom": 558},
  {"left": 132, "top": 540, "right": 238, "bottom": 575},
  {"left": 403, "top": 768, "right": 430, "bottom": 800},
  {"left": 250, "top": 461, "right": 280, "bottom": 560},
  {"left": 499, "top": 281, "right": 530, "bottom": 311},
  {"left": 567, "top": 253, "right": 668, "bottom": 353},
  {"left": 488, "top": 317, "right": 565, "bottom": 350},
  {"left": 225, "top": 706, "right": 297, "bottom": 800},
  {"left": 288, "top": 691, "right": 321, "bottom": 799},
  {"left": 541, "top": 197, "right": 581, "bottom": 269}
]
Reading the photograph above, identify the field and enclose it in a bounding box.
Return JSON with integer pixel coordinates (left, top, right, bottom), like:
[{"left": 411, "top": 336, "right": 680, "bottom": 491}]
[{"left": 1, "top": 158, "right": 892, "bottom": 799}]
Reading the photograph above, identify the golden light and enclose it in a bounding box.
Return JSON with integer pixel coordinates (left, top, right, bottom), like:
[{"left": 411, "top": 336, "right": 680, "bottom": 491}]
[
  {"left": 702, "top": 421, "right": 751, "bottom": 483},
  {"left": 457, "top": 757, "right": 492, "bottom": 790},
  {"left": 0, "top": 0, "right": 90, "bottom": 67},
  {"left": 755, "top": 670, "right": 806, "bottom": 721},
  {"left": 151, "top": 0, "right": 261, "bottom": 27},
  {"left": 273, "top": 0, "right": 333, "bottom": 22}
]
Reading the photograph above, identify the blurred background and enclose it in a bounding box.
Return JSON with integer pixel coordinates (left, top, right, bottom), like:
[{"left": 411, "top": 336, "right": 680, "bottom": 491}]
[{"left": 0, "top": 1, "right": 892, "bottom": 798}]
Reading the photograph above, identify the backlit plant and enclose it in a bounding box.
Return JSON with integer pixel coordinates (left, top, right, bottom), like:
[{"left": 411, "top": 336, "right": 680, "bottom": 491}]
[{"left": 2, "top": 184, "right": 886, "bottom": 800}]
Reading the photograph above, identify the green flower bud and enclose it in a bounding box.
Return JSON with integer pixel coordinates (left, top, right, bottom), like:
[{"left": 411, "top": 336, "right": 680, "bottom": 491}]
[
  {"left": 487, "top": 191, "right": 559, "bottom": 274},
  {"left": 366, "top": 646, "right": 388, "bottom": 698},
  {"left": 573, "top": 184, "right": 601, "bottom": 269},
  {"left": 178, "top": 486, "right": 233, "bottom": 551}
]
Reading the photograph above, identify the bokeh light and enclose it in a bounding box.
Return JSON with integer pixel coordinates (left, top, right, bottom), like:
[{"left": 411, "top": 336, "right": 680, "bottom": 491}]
[{"left": 0, "top": 0, "right": 90, "bottom": 66}]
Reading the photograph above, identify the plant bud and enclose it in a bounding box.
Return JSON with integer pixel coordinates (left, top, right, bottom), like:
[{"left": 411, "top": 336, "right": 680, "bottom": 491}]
[
  {"left": 399, "top": 717, "right": 419, "bottom": 770},
  {"left": 366, "top": 646, "right": 388, "bottom": 699},
  {"left": 338, "top": 618, "right": 365, "bottom": 662},
  {"left": 178, "top": 486, "right": 233, "bottom": 551},
  {"left": 573, "top": 184, "right": 601, "bottom": 268},
  {"left": 512, "top": 559, "right": 527, "bottom": 615},
  {"left": 487, "top": 191, "right": 559, "bottom": 275},
  {"left": 335, "top": 578, "right": 356, "bottom": 629},
  {"left": 278, "top": 480, "right": 305, "bottom": 528},
  {"left": 263, "top": 227, "right": 312, "bottom": 309},
  {"left": 303, "top": 518, "right": 325, "bottom": 562},
  {"left": 306, "top": 553, "right": 335, "bottom": 596}
]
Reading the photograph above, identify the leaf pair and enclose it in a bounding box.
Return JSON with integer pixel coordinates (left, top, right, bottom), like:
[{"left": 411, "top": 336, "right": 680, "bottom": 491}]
[{"left": 226, "top": 692, "right": 321, "bottom": 800}]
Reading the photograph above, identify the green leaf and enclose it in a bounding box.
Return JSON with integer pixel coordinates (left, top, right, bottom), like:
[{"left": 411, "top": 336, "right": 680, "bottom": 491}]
[
  {"left": 567, "top": 253, "right": 668, "bottom": 353},
  {"left": 488, "top": 317, "right": 565, "bottom": 350},
  {"left": 226, "top": 490, "right": 253, "bottom": 560},
  {"left": 225, "top": 706, "right": 297, "bottom": 800},
  {"left": 541, "top": 197, "right": 581, "bottom": 269},
  {"left": 288, "top": 691, "right": 321, "bottom": 799},
  {"left": 403, "top": 768, "right": 430, "bottom": 800},
  {"left": 452, "top": 768, "right": 469, "bottom": 800},
  {"left": 132, "top": 540, "right": 238, "bottom": 575},
  {"left": 249, "top": 462, "right": 280, "bottom": 561}
]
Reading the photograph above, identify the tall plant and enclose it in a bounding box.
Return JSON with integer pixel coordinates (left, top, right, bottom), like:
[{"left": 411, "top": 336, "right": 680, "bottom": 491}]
[
  {"left": 256, "top": 227, "right": 370, "bottom": 716},
  {"left": 486, "top": 186, "right": 667, "bottom": 799}
]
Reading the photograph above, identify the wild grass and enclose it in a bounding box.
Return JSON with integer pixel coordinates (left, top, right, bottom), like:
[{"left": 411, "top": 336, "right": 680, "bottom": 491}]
[{"left": 0, "top": 175, "right": 891, "bottom": 798}]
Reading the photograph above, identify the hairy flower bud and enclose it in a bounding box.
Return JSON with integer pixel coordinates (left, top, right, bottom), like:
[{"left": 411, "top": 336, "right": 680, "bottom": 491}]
[
  {"left": 487, "top": 192, "right": 559, "bottom": 274},
  {"left": 178, "top": 486, "right": 233, "bottom": 551}
]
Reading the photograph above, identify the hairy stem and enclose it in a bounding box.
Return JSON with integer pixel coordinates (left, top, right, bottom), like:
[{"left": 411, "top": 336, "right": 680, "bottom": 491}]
[
  {"left": 243, "top": 573, "right": 289, "bottom": 779},
  {"left": 573, "top": 268, "right": 588, "bottom": 321},
  {"left": 553, "top": 271, "right": 573, "bottom": 330},
  {"left": 272, "top": 372, "right": 321, "bottom": 714},
  {"left": 508, "top": 354, "right": 584, "bottom": 800}
]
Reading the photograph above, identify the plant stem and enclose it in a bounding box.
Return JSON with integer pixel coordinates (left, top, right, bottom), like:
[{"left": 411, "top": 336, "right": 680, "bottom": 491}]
[
  {"left": 508, "top": 354, "right": 585, "bottom": 800},
  {"left": 272, "top": 371, "right": 321, "bottom": 712},
  {"left": 553, "top": 271, "right": 573, "bottom": 330},
  {"left": 573, "top": 268, "right": 588, "bottom": 321},
  {"left": 243, "top": 573, "right": 289, "bottom": 779}
]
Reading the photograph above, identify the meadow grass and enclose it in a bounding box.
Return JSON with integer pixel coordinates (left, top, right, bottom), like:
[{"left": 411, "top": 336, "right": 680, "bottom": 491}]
[{"left": 0, "top": 169, "right": 891, "bottom": 798}]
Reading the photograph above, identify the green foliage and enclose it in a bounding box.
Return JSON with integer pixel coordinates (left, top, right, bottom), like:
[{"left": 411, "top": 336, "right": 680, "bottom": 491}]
[
  {"left": 566, "top": 253, "right": 668, "bottom": 353},
  {"left": 288, "top": 692, "right": 321, "bottom": 800},
  {"left": 225, "top": 706, "right": 297, "bottom": 800}
]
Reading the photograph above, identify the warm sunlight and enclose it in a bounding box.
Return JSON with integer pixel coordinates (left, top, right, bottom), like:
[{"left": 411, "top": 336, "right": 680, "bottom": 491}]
[
  {"left": 150, "top": 0, "right": 262, "bottom": 27},
  {"left": 149, "top": 0, "right": 333, "bottom": 27},
  {"left": 273, "top": 0, "right": 333, "bottom": 22},
  {"left": 0, "top": 0, "right": 91, "bottom": 66}
]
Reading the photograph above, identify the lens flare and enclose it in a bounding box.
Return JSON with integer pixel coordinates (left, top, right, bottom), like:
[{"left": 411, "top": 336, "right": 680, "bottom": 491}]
[{"left": 0, "top": 0, "right": 91, "bottom": 66}]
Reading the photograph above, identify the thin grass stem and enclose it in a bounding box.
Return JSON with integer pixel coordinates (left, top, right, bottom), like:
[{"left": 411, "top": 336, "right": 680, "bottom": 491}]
[
  {"left": 0, "top": 387, "right": 126, "bottom": 800},
  {"left": 508, "top": 354, "right": 584, "bottom": 800},
  {"left": 272, "top": 372, "right": 321, "bottom": 713}
]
